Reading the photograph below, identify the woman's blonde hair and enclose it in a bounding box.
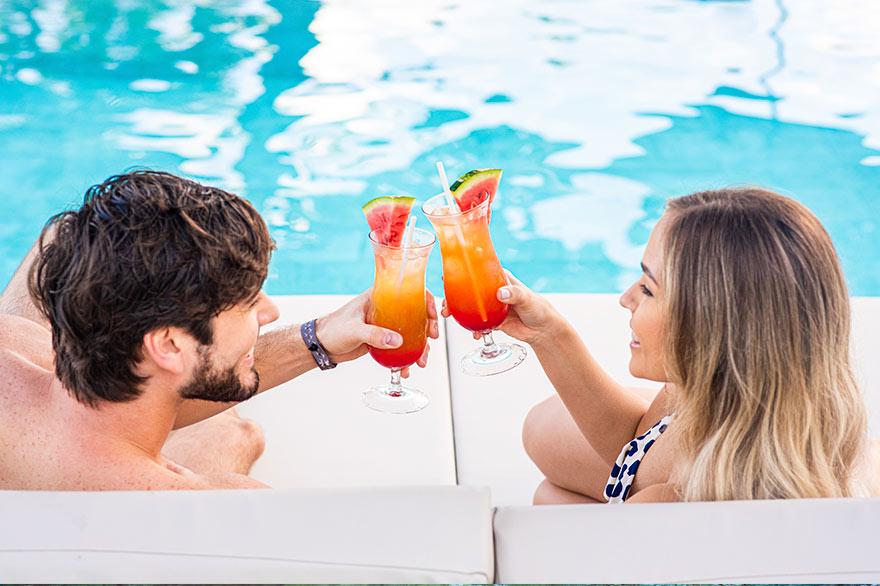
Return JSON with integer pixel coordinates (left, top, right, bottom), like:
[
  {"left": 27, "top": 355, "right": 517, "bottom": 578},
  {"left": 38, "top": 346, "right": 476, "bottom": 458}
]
[{"left": 662, "top": 187, "right": 869, "bottom": 500}]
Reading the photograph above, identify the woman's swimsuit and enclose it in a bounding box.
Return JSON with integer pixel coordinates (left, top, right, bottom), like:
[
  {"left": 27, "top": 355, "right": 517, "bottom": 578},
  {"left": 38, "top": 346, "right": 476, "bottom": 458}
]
[{"left": 604, "top": 414, "right": 672, "bottom": 503}]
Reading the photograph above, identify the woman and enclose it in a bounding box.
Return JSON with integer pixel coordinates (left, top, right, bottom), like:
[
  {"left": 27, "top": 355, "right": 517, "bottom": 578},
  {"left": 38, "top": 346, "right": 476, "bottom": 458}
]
[{"left": 493, "top": 187, "right": 875, "bottom": 503}]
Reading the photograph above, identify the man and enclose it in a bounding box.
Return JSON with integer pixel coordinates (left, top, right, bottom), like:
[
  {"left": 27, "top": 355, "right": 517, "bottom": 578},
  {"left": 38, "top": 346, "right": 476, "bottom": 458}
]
[{"left": 0, "top": 170, "right": 437, "bottom": 490}]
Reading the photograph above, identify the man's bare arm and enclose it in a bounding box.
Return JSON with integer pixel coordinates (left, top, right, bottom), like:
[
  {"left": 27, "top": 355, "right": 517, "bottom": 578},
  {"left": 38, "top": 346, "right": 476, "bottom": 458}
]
[
  {"left": 0, "top": 227, "right": 55, "bottom": 371},
  {"left": 172, "top": 290, "right": 439, "bottom": 429},
  {"left": 0, "top": 227, "right": 52, "bottom": 327}
]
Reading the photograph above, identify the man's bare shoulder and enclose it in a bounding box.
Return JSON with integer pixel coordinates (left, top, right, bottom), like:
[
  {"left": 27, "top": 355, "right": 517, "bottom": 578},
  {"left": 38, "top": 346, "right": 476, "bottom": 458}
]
[{"left": 0, "top": 313, "right": 53, "bottom": 371}]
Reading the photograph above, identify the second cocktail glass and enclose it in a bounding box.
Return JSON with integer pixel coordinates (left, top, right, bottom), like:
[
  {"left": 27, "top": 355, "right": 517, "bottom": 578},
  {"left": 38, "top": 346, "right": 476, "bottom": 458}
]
[
  {"left": 364, "top": 227, "right": 435, "bottom": 413},
  {"left": 423, "top": 194, "right": 527, "bottom": 376}
]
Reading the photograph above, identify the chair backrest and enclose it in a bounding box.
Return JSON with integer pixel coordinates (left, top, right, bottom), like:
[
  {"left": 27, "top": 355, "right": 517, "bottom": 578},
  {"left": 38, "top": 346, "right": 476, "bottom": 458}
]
[
  {"left": 493, "top": 496, "right": 880, "bottom": 583},
  {"left": 1, "top": 485, "right": 495, "bottom": 583}
]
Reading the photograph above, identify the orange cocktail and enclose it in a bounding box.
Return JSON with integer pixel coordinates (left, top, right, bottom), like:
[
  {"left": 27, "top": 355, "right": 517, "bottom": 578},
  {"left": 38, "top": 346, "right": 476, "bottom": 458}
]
[
  {"left": 364, "top": 227, "right": 434, "bottom": 413},
  {"left": 423, "top": 193, "right": 526, "bottom": 376},
  {"left": 423, "top": 197, "right": 507, "bottom": 332}
]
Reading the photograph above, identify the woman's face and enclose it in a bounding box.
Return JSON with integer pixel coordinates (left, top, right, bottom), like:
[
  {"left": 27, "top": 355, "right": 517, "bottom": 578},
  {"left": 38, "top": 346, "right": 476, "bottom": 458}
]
[{"left": 619, "top": 213, "right": 669, "bottom": 382}]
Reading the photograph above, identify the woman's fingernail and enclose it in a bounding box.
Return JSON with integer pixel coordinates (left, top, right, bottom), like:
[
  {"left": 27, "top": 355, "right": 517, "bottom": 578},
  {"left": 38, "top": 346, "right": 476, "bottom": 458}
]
[
  {"left": 499, "top": 287, "right": 511, "bottom": 300},
  {"left": 385, "top": 333, "right": 402, "bottom": 346}
]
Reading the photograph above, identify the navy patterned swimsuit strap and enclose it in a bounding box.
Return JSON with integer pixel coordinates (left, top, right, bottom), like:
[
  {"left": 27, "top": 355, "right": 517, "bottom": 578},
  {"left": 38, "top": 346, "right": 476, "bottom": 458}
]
[{"left": 604, "top": 414, "right": 672, "bottom": 503}]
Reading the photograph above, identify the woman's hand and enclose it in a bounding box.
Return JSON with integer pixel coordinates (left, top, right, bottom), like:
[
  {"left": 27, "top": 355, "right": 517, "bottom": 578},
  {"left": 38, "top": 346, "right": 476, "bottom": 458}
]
[
  {"left": 440, "top": 270, "right": 562, "bottom": 347},
  {"left": 494, "top": 270, "right": 562, "bottom": 346}
]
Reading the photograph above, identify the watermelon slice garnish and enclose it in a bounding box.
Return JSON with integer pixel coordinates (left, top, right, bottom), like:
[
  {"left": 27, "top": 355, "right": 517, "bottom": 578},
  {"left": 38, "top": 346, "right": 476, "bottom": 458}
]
[
  {"left": 449, "top": 168, "right": 502, "bottom": 222},
  {"left": 362, "top": 195, "right": 415, "bottom": 247}
]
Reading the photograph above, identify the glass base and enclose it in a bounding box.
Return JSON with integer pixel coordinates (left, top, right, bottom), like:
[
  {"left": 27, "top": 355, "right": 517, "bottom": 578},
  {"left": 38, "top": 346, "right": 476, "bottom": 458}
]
[
  {"left": 460, "top": 342, "right": 527, "bottom": 376},
  {"left": 363, "top": 386, "right": 429, "bottom": 414}
]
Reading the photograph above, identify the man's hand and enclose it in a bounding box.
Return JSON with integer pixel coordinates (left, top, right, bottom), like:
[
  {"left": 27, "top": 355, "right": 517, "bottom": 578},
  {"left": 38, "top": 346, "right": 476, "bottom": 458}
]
[{"left": 315, "top": 289, "right": 439, "bottom": 377}]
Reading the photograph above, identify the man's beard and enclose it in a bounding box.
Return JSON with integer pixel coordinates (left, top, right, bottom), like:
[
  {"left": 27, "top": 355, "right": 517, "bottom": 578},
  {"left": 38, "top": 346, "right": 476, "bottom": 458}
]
[{"left": 178, "top": 345, "right": 260, "bottom": 403}]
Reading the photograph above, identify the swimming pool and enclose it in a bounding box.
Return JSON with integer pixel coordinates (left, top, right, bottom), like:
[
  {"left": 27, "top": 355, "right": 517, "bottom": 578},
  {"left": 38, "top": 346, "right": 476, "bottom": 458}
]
[{"left": 1, "top": 0, "right": 878, "bottom": 296}]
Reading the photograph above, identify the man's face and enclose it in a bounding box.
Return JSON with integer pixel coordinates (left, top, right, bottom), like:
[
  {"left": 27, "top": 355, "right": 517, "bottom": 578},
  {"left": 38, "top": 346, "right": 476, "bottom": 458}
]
[{"left": 178, "top": 291, "right": 279, "bottom": 403}]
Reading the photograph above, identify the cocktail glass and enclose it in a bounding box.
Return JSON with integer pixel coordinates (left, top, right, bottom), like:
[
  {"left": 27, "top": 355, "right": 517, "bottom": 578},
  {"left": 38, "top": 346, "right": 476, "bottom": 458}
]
[
  {"left": 422, "top": 193, "right": 527, "bottom": 376},
  {"left": 364, "top": 227, "right": 435, "bottom": 414}
]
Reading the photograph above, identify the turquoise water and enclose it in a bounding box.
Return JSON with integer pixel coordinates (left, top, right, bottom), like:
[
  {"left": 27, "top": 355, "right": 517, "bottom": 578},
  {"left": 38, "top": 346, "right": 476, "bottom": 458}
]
[{"left": 1, "top": 0, "right": 878, "bottom": 296}]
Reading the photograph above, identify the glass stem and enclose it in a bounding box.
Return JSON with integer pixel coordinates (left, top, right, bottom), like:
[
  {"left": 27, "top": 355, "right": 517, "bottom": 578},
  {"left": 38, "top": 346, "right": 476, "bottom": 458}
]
[
  {"left": 480, "top": 330, "right": 503, "bottom": 359},
  {"left": 387, "top": 368, "right": 403, "bottom": 397}
]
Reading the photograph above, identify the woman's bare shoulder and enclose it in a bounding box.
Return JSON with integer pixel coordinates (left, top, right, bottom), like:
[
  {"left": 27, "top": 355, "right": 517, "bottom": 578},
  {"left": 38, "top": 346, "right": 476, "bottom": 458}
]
[{"left": 633, "top": 384, "right": 675, "bottom": 435}]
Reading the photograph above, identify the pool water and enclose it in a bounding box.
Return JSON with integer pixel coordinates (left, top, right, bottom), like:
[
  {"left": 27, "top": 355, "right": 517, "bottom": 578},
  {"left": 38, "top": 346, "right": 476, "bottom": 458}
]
[{"left": 1, "top": 0, "right": 878, "bottom": 296}]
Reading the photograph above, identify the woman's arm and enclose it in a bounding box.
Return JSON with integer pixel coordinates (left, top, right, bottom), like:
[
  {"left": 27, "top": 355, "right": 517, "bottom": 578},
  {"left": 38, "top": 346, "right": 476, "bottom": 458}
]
[{"left": 495, "top": 272, "right": 649, "bottom": 466}]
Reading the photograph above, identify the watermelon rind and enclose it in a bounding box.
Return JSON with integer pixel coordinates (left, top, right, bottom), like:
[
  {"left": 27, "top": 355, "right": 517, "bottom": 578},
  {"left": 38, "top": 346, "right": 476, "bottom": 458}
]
[
  {"left": 362, "top": 196, "right": 415, "bottom": 247},
  {"left": 449, "top": 168, "right": 502, "bottom": 220}
]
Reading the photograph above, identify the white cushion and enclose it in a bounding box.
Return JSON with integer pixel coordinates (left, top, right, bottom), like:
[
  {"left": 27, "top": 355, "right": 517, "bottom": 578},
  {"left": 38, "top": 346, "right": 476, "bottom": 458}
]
[
  {"left": 0, "top": 486, "right": 494, "bottom": 583},
  {"left": 852, "top": 297, "right": 880, "bottom": 437},
  {"left": 493, "top": 497, "right": 880, "bottom": 583}
]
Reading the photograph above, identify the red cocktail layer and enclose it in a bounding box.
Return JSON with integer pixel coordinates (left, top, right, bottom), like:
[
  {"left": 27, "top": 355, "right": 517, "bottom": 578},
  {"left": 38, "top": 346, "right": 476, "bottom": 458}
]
[
  {"left": 369, "top": 343, "right": 426, "bottom": 370},
  {"left": 445, "top": 279, "right": 508, "bottom": 332}
]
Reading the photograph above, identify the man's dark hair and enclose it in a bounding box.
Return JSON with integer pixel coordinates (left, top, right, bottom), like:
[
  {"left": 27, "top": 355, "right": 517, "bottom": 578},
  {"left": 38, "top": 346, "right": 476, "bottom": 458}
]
[{"left": 29, "top": 170, "right": 274, "bottom": 407}]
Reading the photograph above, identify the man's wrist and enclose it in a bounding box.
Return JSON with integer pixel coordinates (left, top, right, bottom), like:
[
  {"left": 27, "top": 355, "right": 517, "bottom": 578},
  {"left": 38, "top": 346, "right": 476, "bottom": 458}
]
[{"left": 300, "top": 319, "right": 337, "bottom": 370}]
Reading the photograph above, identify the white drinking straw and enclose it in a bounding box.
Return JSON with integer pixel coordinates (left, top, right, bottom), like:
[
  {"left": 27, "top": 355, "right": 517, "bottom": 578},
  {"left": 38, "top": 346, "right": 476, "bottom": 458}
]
[
  {"left": 396, "top": 215, "right": 418, "bottom": 289},
  {"left": 402, "top": 215, "right": 417, "bottom": 249},
  {"left": 436, "top": 161, "right": 460, "bottom": 212},
  {"left": 434, "top": 161, "right": 488, "bottom": 322}
]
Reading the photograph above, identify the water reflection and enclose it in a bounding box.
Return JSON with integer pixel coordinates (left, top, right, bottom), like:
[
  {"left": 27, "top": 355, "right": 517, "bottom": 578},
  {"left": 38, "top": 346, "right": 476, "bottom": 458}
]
[
  {"left": 0, "top": 0, "right": 878, "bottom": 294},
  {"left": 0, "top": 0, "right": 286, "bottom": 193},
  {"left": 262, "top": 0, "right": 880, "bottom": 292}
]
